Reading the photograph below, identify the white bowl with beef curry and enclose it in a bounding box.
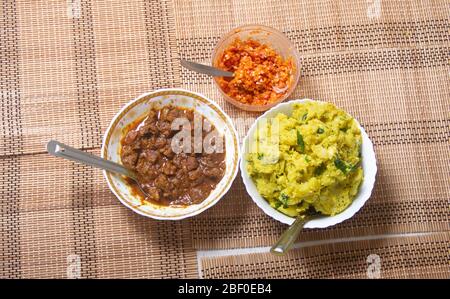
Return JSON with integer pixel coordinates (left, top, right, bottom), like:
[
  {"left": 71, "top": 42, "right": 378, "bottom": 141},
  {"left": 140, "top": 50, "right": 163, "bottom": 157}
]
[{"left": 102, "top": 89, "right": 239, "bottom": 220}]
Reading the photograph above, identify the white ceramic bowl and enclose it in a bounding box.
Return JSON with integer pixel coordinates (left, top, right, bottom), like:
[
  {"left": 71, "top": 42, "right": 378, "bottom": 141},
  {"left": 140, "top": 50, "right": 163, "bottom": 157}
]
[
  {"left": 240, "top": 99, "right": 377, "bottom": 228},
  {"left": 102, "top": 88, "right": 240, "bottom": 220}
]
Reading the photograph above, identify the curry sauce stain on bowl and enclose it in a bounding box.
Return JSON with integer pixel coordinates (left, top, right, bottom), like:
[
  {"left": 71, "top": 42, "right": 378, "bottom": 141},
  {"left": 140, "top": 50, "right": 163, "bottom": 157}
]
[{"left": 102, "top": 88, "right": 240, "bottom": 220}]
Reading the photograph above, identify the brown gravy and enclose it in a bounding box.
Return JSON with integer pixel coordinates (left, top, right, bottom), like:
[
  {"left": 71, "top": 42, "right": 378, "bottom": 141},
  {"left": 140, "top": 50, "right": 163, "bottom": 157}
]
[{"left": 120, "top": 105, "right": 226, "bottom": 206}]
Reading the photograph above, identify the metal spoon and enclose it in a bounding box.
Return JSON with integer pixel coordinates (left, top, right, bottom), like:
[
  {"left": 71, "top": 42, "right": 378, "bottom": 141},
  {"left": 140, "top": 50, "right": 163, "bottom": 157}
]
[
  {"left": 270, "top": 209, "right": 320, "bottom": 255},
  {"left": 180, "top": 59, "right": 234, "bottom": 77},
  {"left": 46, "top": 140, "right": 149, "bottom": 197}
]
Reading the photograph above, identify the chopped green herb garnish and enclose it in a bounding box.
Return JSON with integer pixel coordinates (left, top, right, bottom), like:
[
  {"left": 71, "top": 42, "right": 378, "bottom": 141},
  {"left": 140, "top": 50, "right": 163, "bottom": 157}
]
[
  {"left": 301, "top": 113, "right": 308, "bottom": 121},
  {"left": 317, "top": 127, "right": 324, "bottom": 134},
  {"left": 274, "top": 201, "right": 282, "bottom": 209},
  {"left": 334, "top": 158, "right": 348, "bottom": 174},
  {"left": 279, "top": 193, "right": 289, "bottom": 208},
  {"left": 340, "top": 127, "right": 348, "bottom": 133},
  {"left": 314, "top": 163, "right": 326, "bottom": 176},
  {"left": 296, "top": 130, "right": 305, "bottom": 153},
  {"left": 305, "top": 156, "right": 310, "bottom": 163},
  {"left": 257, "top": 153, "right": 264, "bottom": 160}
]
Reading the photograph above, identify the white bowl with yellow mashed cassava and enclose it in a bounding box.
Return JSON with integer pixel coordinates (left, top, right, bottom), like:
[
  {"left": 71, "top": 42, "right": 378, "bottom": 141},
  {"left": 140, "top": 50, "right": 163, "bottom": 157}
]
[{"left": 240, "top": 99, "right": 377, "bottom": 227}]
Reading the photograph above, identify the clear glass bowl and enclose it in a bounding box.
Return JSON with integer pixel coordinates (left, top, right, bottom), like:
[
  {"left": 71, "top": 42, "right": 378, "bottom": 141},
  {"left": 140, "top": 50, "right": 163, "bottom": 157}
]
[{"left": 212, "top": 24, "right": 301, "bottom": 112}]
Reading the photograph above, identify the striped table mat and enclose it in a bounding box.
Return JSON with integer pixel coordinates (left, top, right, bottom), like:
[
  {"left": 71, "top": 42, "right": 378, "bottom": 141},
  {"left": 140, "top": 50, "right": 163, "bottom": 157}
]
[
  {"left": 199, "top": 232, "right": 449, "bottom": 279},
  {"left": 1, "top": 0, "right": 449, "bottom": 278}
]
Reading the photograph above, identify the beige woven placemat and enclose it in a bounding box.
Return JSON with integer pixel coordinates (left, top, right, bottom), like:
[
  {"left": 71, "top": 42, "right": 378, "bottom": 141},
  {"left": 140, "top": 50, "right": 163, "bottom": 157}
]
[
  {"left": 200, "top": 232, "right": 450, "bottom": 279},
  {"left": 0, "top": 0, "right": 449, "bottom": 278},
  {"left": 0, "top": 0, "right": 195, "bottom": 279},
  {"left": 173, "top": 0, "right": 450, "bottom": 249}
]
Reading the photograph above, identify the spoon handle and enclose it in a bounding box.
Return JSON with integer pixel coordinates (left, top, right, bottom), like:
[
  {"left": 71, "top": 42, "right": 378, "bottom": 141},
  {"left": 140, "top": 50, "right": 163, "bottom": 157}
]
[
  {"left": 270, "top": 215, "right": 309, "bottom": 255},
  {"left": 180, "top": 59, "right": 234, "bottom": 77},
  {"left": 46, "top": 140, "right": 137, "bottom": 180}
]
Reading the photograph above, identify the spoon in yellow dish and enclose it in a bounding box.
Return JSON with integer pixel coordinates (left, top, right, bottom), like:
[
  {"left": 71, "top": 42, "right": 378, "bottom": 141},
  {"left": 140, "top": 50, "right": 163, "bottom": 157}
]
[
  {"left": 46, "top": 140, "right": 150, "bottom": 198},
  {"left": 270, "top": 208, "right": 320, "bottom": 255}
]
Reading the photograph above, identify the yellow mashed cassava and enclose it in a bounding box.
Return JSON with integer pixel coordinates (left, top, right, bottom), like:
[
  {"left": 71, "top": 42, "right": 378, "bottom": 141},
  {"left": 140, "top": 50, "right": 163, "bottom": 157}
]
[{"left": 246, "top": 101, "right": 364, "bottom": 217}]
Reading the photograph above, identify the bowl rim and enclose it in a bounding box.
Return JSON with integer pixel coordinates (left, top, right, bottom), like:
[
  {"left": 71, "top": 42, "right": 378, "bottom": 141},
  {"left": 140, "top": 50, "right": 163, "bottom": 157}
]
[
  {"left": 240, "top": 98, "right": 377, "bottom": 227},
  {"left": 101, "top": 88, "right": 240, "bottom": 220},
  {"left": 211, "top": 24, "right": 302, "bottom": 112}
]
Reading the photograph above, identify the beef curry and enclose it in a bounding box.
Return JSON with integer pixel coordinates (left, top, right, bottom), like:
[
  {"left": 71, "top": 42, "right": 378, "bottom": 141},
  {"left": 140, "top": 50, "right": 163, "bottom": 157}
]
[{"left": 120, "top": 105, "right": 226, "bottom": 206}]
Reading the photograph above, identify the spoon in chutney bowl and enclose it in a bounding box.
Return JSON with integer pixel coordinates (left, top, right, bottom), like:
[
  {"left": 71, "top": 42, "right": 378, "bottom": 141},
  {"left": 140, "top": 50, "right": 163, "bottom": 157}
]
[
  {"left": 46, "top": 140, "right": 151, "bottom": 198},
  {"left": 180, "top": 59, "right": 234, "bottom": 77}
]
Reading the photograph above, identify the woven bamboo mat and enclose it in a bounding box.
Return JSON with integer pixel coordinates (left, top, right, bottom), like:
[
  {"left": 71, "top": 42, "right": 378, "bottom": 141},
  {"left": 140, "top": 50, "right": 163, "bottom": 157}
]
[
  {"left": 1, "top": 0, "right": 449, "bottom": 278},
  {"left": 0, "top": 0, "right": 194, "bottom": 279},
  {"left": 200, "top": 232, "right": 450, "bottom": 279},
  {"left": 174, "top": 0, "right": 450, "bottom": 249}
]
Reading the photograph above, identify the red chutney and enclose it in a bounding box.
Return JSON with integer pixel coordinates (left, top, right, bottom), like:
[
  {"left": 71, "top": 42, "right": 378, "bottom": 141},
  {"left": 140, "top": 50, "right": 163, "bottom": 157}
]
[{"left": 217, "top": 38, "right": 295, "bottom": 106}]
